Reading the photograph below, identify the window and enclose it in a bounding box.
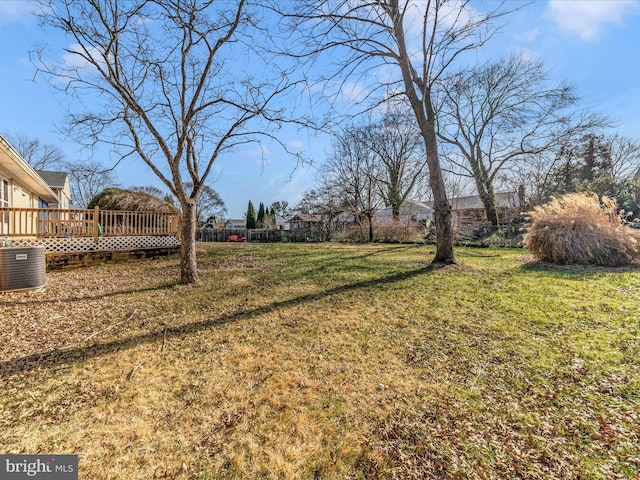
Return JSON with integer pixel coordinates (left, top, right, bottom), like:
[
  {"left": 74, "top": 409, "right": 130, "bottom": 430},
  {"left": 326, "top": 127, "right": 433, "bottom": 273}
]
[
  {"left": 0, "top": 179, "right": 8, "bottom": 208},
  {"left": 1, "top": 178, "right": 8, "bottom": 234}
]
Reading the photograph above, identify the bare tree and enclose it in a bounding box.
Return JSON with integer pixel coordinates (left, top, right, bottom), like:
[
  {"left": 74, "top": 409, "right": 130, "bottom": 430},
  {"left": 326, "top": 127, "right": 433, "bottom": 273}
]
[
  {"left": 294, "top": 179, "right": 345, "bottom": 239},
  {"left": 130, "top": 185, "right": 175, "bottom": 205},
  {"left": 437, "top": 54, "right": 607, "bottom": 226},
  {"left": 365, "top": 107, "right": 427, "bottom": 221},
  {"left": 34, "top": 0, "right": 302, "bottom": 283},
  {"left": 283, "top": 0, "right": 514, "bottom": 264},
  {"left": 321, "top": 123, "right": 381, "bottom": 241},
  {"left": 66, "top": 159, "right": 118, "bottom": 208},
  {"left": 5, "top": 132, "right": 65, "bottom": 171},
  {"left": 184, "top": 182, "right": 226, "bottom": 224},
  {"left": 593, "top": 134, "right": 640, "bottom": 181}
]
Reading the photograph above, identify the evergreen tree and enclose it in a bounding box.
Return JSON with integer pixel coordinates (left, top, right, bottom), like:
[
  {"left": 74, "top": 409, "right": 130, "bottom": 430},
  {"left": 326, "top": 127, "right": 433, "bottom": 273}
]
[
  {"left": 246, "top": 200, "right": 257, "bottom": 229},
  {"left": 271, "top": 201, "right": 290, "bottom": 218},
  {"left": 256, "top": 202, "right": 265, "bottom": 228},
  {"left": 545, "top": 133, "right": 640, "bottom": 217},
  {"left": 262, "top": 207, "right": 277, "bottom": 229}
]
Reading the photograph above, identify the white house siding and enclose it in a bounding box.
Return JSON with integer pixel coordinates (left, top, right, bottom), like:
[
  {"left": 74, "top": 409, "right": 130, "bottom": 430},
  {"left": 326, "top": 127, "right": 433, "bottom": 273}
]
[
  {"left": 376, "top": 201, "right": 434, "bottom": 224},
  {"left": 0, "top": 136, "right": 62, "bottom": 236},
  {"left": 13, "top": 186, "right": 32, "bottom": 208}
]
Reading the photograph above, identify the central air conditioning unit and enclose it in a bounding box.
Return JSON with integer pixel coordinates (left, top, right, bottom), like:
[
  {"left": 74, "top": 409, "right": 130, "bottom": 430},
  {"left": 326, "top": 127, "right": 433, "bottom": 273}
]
[{"left": 0, "top": 246, "right": 46, "bottom": 292}]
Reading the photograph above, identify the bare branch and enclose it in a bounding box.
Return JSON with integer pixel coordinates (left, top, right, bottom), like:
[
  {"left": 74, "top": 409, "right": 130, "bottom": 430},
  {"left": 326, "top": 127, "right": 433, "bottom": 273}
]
[{"left": 33, "top": 0, "right": 307, "bottom": 283}]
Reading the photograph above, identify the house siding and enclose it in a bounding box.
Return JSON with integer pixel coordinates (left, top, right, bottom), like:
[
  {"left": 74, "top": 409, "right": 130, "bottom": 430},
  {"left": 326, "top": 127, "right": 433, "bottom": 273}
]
[
  {"left": 0, "top": 135, "right": 60, "bottom": 207},
  {"left": 13, "top": 187, "right": 31, "bottom": 208}
]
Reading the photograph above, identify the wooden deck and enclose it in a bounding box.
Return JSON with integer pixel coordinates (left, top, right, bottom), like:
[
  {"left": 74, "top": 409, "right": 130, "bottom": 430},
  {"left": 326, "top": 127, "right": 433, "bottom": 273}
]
[
  {"left": 1, "top": 207, "right": 180, "bottom": 259},
  {"left": 1, "top": 206, "right": 178, "bottom": 239}
]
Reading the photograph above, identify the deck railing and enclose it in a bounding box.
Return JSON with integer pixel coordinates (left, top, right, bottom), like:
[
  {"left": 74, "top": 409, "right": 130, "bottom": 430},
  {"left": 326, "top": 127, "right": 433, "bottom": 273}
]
[{"left": 0, "top": 206, "right": 180, "bottom": 240}]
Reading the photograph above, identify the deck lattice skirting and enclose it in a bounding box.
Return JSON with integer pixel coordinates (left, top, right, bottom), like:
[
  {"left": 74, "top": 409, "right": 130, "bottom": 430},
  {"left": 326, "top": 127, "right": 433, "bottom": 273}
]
[{"left": 9, "top": 235, "right": 180, "bottom": 253}]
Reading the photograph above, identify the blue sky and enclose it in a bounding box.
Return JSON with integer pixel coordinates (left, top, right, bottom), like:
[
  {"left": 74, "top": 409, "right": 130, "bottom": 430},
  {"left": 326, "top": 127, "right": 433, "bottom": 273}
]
[{"left": 1, "top": 0, "right": 639, "bottom": 218}]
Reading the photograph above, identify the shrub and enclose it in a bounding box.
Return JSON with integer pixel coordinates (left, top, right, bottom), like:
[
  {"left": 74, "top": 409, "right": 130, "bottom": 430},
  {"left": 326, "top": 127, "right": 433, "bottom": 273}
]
[
  {"left": 524, "top": 193, "right": 640, "bottom": 266},
  {"left": 374, "top": 224, "right": 426, "bottom": 243}
]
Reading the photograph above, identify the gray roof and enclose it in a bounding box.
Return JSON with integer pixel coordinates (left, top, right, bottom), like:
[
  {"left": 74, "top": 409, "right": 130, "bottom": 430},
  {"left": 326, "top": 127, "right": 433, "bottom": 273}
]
[
  {"left": 426, "top": 192, "right": 518, "bottom": 210},
  {"left": 290, "top": 214, "right": 322, "bottom": 222},
  {"left": 36, "top": 170, "right": 68, "bottom": 189},
  {"left": 377, "top": 200, "right": 434, "bottom": 217},
  {"left": 224, "top": 219, "right": 246, "bottom": 227}
]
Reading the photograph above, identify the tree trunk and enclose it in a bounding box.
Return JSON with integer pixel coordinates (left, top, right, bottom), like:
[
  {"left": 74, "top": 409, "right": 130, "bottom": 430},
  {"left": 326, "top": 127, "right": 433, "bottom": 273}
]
[
  {"left": 368, "top": 213, "right": 374, "bottom": 242},
  {"left": 424, "top": 102, "right": 455, "bottom": 264},
  {"left": 390, "top": 3, "right": 454, "bottom": 265},
  {"left": 478, "top": 184, "right": 499, "bottom": 226},
  {"left": 431, "top": 187, "right": 455, "bottom": 264},
  {"left": 390, "top": 179, "right": 402, "bottom": 222},
  {"left": 471, "top": 160, "right": 500, "bottom": 226},
  {"left": 180, "top": 201, "right": 198, "bottom": 284},
  {"left": 392, "top": 203, "right": 400, "bottom": 222}
]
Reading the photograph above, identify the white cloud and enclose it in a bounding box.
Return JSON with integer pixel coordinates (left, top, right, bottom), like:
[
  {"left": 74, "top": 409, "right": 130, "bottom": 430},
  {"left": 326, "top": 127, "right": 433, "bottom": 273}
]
[
  {"left": 546, "top": 0, "right": 639, "bottom": 41},
  {"left": 245, "top": 144, "right": 272, "bottom": 167},
  {"left": 514, "top": 27, "right": 540, "bottom": 44},
  {"left": 340, "top": 81, "right": 368, "bottom": 103},
  {"left": 275, "top": 169, "right": 314, "bottom": 204},
  {"left": 514, "top": 48, "right": 542, "bottom": 63},
  {"left": 404, "top": 0, "right": 478, "bottom": 34},
  {"left": 62, "top": 44, "right": 104, "bottom": 73},
  {"left": 0, "top": 0, "right": 35, "bottom": 24},
  {"left": 286, "top": 140, "right": 306, "bottom": 150}
]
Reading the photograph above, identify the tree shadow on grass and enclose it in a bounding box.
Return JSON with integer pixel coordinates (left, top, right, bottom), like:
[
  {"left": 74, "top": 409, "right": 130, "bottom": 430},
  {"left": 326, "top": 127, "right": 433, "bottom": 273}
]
[
  {"left": 519, "top": 260, "right": 639, "bottom": 278},
  {"left": 0, "top": 267, "right": 431, "bottom": 378},
  {"left": 0, "top": 281, "right": 180, "bottom": 307}
]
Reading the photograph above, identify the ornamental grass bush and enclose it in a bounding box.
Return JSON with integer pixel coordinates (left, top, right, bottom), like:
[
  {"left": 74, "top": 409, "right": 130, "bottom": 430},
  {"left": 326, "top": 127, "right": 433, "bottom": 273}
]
[{"left": 524, "top": 193, "right": 640, "bottom": 266}]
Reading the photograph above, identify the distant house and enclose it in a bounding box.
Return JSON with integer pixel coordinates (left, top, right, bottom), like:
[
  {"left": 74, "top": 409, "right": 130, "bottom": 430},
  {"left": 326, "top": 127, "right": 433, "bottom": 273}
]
[
  {"left": 332, "top": 211, "right": 359, "bottom": 228},
  {"left": 275, "top": 216, "right": 289, "bottom": 230},
  {"left": 36, "top": 170, "right": 72, "bottom": 209},
  {"left": 224, "top": 219, "right": 246, "bottom": 229},
  {"left": 426, "top": 191, "right": 522, "bottom": 224},
  {"left": 289, "top": 214, "right": 323, "bottom": 230},
  {"left": 376, "top": 200, "right": 434, "bottom": 224}
]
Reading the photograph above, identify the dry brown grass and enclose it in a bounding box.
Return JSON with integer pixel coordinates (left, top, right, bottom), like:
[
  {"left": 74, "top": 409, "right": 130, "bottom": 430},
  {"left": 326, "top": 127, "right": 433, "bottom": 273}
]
[
  {"left": 1, "top": 243, "right": 639, "bottom": 479},
  {"left": 524, "top": 193, "right": 640, "bottom": 266}
]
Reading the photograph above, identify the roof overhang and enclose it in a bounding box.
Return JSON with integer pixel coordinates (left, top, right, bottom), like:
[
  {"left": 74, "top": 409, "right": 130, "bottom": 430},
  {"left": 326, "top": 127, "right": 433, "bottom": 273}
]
[{"left": 0, "top": 135, "right": 59, "bottom": 204}]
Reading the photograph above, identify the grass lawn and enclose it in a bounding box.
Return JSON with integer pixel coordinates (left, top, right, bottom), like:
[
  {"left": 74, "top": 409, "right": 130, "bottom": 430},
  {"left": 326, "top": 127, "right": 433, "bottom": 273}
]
[{"left": 1, "top": 243, "right": 639, "bottom": 479}]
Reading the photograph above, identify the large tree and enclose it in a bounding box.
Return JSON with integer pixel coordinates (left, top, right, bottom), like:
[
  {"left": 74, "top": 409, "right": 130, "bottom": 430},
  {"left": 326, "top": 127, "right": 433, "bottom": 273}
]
[
  {"left": 436, "top": 54, "right": 606, "bottom": 226},
  {"left": 246, "top": 200, "right": 257, "bottom": 229},
  {"left": 284, "top": 0, "right": 513, "bottom": 264},
  {"left": 270, "top": 200, "right": 290, "bottom": 218},
  {"left": 365, "top": 107, "right": 427, "bottom": 221},
  {"left": 321, "top": 122, "right": 380, "bottom": 241},
  {"left": 35, "top": 0, "right": 300, "bottom": 283},
  {"left": 543, "top": 133, "right": 640, "bottom": 214}
]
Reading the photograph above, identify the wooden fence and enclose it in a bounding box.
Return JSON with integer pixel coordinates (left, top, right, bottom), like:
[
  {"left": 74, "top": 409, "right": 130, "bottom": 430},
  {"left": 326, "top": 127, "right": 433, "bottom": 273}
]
[
  {"left": 0, "top": 206, "right": 180, "bottom": 240},
  {"left": 196, "top": 228, "right": 281, "bottom": 242},
  {"left": 196, "top": 228, "right": 329, "bottom": 243}
]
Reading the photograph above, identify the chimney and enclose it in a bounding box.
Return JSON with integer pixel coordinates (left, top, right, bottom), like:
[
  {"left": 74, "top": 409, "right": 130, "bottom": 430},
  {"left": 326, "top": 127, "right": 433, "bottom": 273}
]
[{"left": 518, "top": 184, "right": 526, "bottom": 212}]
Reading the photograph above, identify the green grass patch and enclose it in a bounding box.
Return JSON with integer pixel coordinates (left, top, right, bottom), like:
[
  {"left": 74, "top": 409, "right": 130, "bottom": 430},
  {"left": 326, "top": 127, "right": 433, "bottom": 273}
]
[{"left": 1, "top": 243, "right": 638, "bottom": 479}]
